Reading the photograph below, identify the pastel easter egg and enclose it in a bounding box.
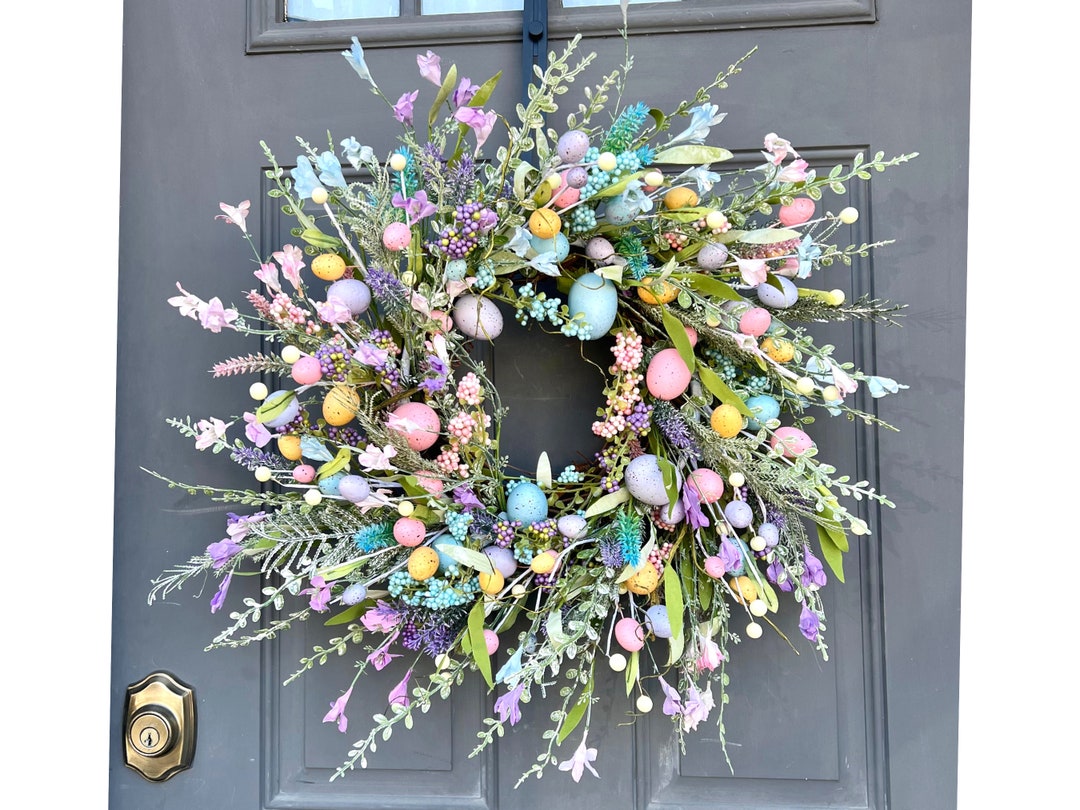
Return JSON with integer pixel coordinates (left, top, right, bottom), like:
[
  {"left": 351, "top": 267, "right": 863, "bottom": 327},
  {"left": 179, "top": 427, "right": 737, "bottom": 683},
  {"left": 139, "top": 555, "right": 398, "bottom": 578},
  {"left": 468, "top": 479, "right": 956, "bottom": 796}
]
[
  {"left": 637, "top": 278, "right": 678, "bottom": 305},
  {"left": 290, "top": 355, "right": 323, "bottom": 385},
  {"left": 261, "top": 390, "right": 300, "bottom": 429},
  {"left": 739, "top": 307, "right": 772, "bottom": 337},
  {"left": 756, "top": 276, "right": 799, "bottom": 308},
  {"left": 434, "top": 535, "right": 463, "bottom": 572},
  {"left": 745, "top": 395, "right": 780, "bottom": 430},
  {"left": 341, "top": 583, "right": 368, "bottom": 605},
  {"left": 615, "top": 617, "right": 645, "bottom": 652},
  {"left": 557, "top": 129, "right": 591, "bottom": 163},
  {"left": 394, "top": 517, "right": 427, "bottom": 547},
  {"left": 452, "top": 294, "right": 504, "bottom": 340},
  {"left": 704, "top": 555, "right": 727, "bottom": 579},
  {"left": 338, "top": 475, "right": 371, "bottom": 503},
  {"left": 697, "top": 242, "right": 729, "bottom": 270},
  {"left": 626, "top": 564, "right": 660, "bottom": 595},
  {"left": 293, "top": 464, "right": 316, "bottom": 484},
  {"left": 710, "top": 404, "right": 743, "bottom": 438},
  {"left": 478, "top": 569, "right": 505, "bottom": 595},
  {"left": 530, "top": 549, "right": 559, "bottom": 574},
  {"left": 483, "top": 545, "right": 519, "bottom": 578},
  {"left": 445, "top": 259, "right": 468, "bottom": 280},
  {"left": 557, "top": 514, "right": 588, "bottom": 540},
  {"left": 663, "top": 187, "right": 699, "bottom": 209},
  {"left": 389, "top": 401, "right": 441, "bottom": 452},
  {"left": 684, "top": 326, "right": 698, "bottom": 347},
  {"left": 483, "top": 629, "right": 500, "bottom": 655},
  {"left": 624, "top": 454, "right": 670, "bottom": 507},
  {"left": 603, "top": 194, "right": 637, "bottom": 225},
  {"left": 414, "top": 474, "right": 444, "bottom": 495},
  {"left": 327, "top": 278, "right": 372, "bottom": 315},
  {"left": 312, "top": 253, "right": 346, "bottom": 281},
  {"left": 779, "top": 197, "right": 815, "bottom": 227},
  {"left": 645, "top": 348, "right": 692, "bottom": 400},
  {"left": 761, "top": 336, "right": 795, "bottom": 363},
  {"left": 277, "top": 434, "right": 302, "bottom": 461},
  {"left": 724, "top": 500, "right": 754, "bottom": 529},
  {"left": 729, "top": 575, "right": 758, "bottom": 605},
  {"left": 645, "top": 605, "right": 672, "bottom": 639},
  {"left": 530, "top": 232, "right": 570, "bottom": 261},
  {"left": 757, "top": 522, "right": 780, "bottom": 547},
  {"left": 568, "top": 274, "right": 618, "bottom": 340},
  {"left": 506, "top": 481, "right": 549, "bottom": 525},
  {"left": 586, "top": 236, "right": 615, "bottom": 263},
  {"left": 566, "top": 166, "right": 589, "bottom": 188},
  {"left": 407, "top": 547, "right": 440, "bottom": 581},
  {"left": 771, "top": 426, "right": 815, "bottom": 457},
  {"left": 686, "top": 468, "right": 725, "bottom": 504},
  {"left": 318, "top": 472, "right": 345, "bottom": 496},
  {"left": 382, "top": 221, "right": 412, "bottom": 251},
  {"left": 551, "top": 174, "right": 581, "bottom": 208},
  {"left": 529, "top": 208, "right": 562, "bottom": 239},
  {"left": 323, "top": 384, "right": 359, "bottom": 426},
  {"left": 657, "top": 499, "right": 686, "bottom": 525}
]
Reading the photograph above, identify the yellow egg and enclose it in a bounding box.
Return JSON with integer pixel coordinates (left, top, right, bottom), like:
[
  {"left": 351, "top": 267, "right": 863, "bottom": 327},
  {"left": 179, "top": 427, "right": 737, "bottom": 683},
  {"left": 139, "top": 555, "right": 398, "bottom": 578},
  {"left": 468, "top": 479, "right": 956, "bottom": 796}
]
[
  {"left": 407, "top": 547, "right": 440, "bottom": 581},
  {"left": 277, "top": 434, "right": 303, "bottom": 461},
  {"left": 530, "top": 550, "right": 557, "bottom": 575},
  {"left": 322, "top": 384, "right": 359, "bottom": 426},
  {"left": 728, "top": 575, "right": 758, "bottom": 605},
  {"left": 637, "top": 279, "right": 678, "bottom": 305},
  {"left": 528, "top": 208, "right": 562, "bottom": 239},
  {"left": 761, "top": 336, "right": 795, "bottom": 363},
  {"left": 312, "top": 253, "right": 346, "bottom": 281},
  {"left": 663, "top": 187, "right": 699, "bottom": 210},
  {"left": 626, "top": 564, "right": 660, "bottom": 595},
  {"left": 478, "top": 570, "right": 505, "bottom": 595},
  {"left": 710, "top": 404, "right": 743, "bottom": 438}
]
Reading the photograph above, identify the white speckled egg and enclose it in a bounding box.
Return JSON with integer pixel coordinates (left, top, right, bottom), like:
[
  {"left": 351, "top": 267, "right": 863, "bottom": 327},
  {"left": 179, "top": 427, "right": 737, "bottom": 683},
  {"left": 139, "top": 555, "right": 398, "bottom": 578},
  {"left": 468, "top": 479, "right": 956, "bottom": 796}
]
[
  {"left": 568, "top": 274, "right": 618, "bottom": 340},
  {"left": 624, "top": 454, "right": 670, "bottom": 506},
  {"left": 557, "top": 514, "right": 588, "bottom": 539},
  {"left": 756, "top": 276, "right": 799, "bottom": 308},
  {"left": 557, "top": 130, "right": 591, "bottom": 164},
  {"left": 327, "top": 279, "right": 371, "bottom": 316},
  {"left": 338, "top": 475, "right": 371, "bottom": 503},
  {"left": 506, "top": 482, "right": 549, "bottom": 525},
  {"left": 452, "top": 294, "right": 504, "bottom": 340},
  {"left": 646, "top": 348, "right": 692, "bottom": 400},
  {"left": 697, "top": 242, "right": 729, "bottom": 270},
  {"left": 657, "top": 499, "right": 686, "bottom": 525}
]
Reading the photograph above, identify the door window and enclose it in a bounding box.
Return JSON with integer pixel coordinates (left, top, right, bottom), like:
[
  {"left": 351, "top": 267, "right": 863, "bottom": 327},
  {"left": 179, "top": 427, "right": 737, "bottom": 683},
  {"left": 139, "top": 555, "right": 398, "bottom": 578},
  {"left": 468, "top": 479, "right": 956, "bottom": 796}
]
[{"left": 285, "top": 0, "right": 525, "bottom": 21}]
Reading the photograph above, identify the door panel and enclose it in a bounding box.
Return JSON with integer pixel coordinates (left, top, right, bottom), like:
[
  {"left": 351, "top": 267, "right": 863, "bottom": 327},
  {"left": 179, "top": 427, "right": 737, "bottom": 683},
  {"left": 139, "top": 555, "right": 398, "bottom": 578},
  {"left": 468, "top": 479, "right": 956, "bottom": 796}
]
[{"left": 113, "top": 1, "right": 969, "bottom": 807}]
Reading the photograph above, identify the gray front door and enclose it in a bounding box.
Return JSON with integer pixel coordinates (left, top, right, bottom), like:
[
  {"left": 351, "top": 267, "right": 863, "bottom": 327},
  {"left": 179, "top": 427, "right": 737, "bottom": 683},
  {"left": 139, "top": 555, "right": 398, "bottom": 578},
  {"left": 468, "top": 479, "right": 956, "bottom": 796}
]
[{"left": 111, "top": 1, "right": 970, "bottom": 807}]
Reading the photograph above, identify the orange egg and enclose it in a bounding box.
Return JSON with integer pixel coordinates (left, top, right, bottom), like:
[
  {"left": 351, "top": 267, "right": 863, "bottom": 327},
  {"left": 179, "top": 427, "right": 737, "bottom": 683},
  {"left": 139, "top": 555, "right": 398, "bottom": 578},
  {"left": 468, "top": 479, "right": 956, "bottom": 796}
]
[
  {"left": 728, "top": 575, "right": 758, "bottom": 605},
  {"left": 528, "top": 208, "right": 562, "bottom": 239},
  {"left": 478, "top": 569, "right": 505, "bottom": 594},
  {"left": 277, "top": 434, "right": 303, "bottom": 461},
  {"left": 312, "top": 253, "right": 346, "bottom": 281},
  {"left": 407, "top": 547, "right": 440, "bottom": 581},
  {"left": 322, "top": 384, "right": 359, "bottom": 426},
  {"left": 663, "top": 187, "right": 699, "bottom": 210},
  {"left": 761, "top": 337, "right": 795, "bottom": 363},
  {"left": 637, "top": 279, "right": 678, "bottom": 305},
  {"left": 710, "top": 404, "right": 743, "bottom": 438},
  {"left": 626, "top": 564, "right": 660, "bottom": 595}
]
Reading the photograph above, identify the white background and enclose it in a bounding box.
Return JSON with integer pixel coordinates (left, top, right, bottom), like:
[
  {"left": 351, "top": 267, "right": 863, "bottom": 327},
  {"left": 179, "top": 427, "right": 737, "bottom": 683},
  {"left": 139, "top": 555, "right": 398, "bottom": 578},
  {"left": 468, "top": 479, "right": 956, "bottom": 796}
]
[{"left": 3, "top": 2, "right": 1072, "bottom": 806}]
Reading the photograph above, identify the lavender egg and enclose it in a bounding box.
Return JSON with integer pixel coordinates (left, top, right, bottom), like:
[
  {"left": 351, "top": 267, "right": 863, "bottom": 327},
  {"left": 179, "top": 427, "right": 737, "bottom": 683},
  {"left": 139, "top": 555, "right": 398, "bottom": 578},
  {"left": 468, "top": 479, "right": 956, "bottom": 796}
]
[
  {"left": 452, "top": 294, "right": 504, "bottom": 340},
  {"left": 483, "top": 545, "right": 519, "bottom": 578},
  {"left": 326, "top": 278, "right": 371, "bottom": 316},
  {"left": 557, "top": 130, "right": 590, "bottom": 164},
  {"left": 657, "top": 499, "right": 686, "bottom": 525},
  {"left": 756, "top": 276, "right": 799, "bottom": 308},
  {"left": 338, "top": 475, "right": 371, "bottom": 503},
  {"left": 586, "top": 236, "right": 615, "bottom": 263},
  {"left": 557, "top": 514, "right": 588, "bottom": 540},
  {"left": 341, "top": 583, "right": 368, "bottom": 605},
  {"left": 261, "top": 390, "right": 301, "bottom": 429},
  {"left": 757, "top": 521, "right": 780, "bottom": 547},
  {"left": 645, "top": 605, "right": 673, "bottom": 639},
  {"left": 697, "top": 242, "right": 729, "bottom": 270},
  {"left": 566, "top": 166, "right": 589, "bottom": 189},
  {"left": 724, "top": 500, "right": 754, "bottom": 529}
]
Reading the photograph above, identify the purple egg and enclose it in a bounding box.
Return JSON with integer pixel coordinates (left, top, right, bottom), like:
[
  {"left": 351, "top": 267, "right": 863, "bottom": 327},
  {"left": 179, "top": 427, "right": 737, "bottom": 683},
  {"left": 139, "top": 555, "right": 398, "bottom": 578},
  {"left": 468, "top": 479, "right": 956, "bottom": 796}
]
[
  {"left": 483, "top": 545, "right": 519, "bottom": 578},
  {"left": 566, "top": 166, "right": 589, "bottom": 189},
  {"left": 261, "top": 390, "right": 300, "bottom": 429},
  {"left": 697, "top": 242, "right": 729, "bottom": 270},
  {"left": 557, "top": 130, "right": 590, "bottom": 164},
  {"left": 757, "top": 521, "right": 780, "bottom": 547},
  {"left": 756, "top": 276, "right": 799, "bottom": 308},
  {"left": 724, "top": 500, "right": 754, "bottom": 529},
  {"left": 586, "top": 236, "right": 615, "bottom": 262},
  {"left": 338, "top": 475, "right": 371, "bottom": 503},
  {"left": 327, "top": 278, "right": 372, "bottom": 315}
]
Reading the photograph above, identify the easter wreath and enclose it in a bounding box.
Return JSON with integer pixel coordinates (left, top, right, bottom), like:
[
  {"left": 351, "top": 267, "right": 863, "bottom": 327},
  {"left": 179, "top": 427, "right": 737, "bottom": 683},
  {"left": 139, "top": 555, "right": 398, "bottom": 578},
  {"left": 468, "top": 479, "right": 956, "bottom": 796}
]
[{"left": 148, "top": 31, "right": 914, "bottom": 786}]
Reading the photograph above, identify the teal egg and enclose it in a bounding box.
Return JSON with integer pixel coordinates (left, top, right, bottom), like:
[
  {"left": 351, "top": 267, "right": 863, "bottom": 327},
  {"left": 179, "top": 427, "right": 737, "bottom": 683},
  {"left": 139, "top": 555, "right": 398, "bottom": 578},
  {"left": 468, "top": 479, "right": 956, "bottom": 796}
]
[
  {"left": 568, "top": 274, "right": 618, "bottom": 340},
  {"left": 745, "top": 395, "right": 780, "bottom": 430},
  {"left": 318, "top": 472, "right": 346, "bottom": 496},
  {"left": 506, "top": 482, "right": 549, "bottom": 525},
  {"left": 530, "top": 232, "right": 570, "bottom": 261},
  {"left": 603, "top": 194, "right": 637, "bottom": 225}
]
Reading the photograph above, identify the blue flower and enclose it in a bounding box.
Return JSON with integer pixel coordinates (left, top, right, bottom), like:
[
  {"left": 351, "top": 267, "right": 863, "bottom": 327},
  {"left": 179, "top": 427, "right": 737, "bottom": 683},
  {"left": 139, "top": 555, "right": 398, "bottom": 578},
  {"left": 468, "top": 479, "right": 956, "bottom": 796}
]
[
  {"left": 865, "top": 375, "right": 909, "bottom": 398},
  {"left": 341, "top": 36, "right": 374, "bottom": 86},
  {"left": 291, "top": 155, "right": 319, "bottom": 199},
  {"left": 667, "top": 103, "right": 726, "bottom": 146},
  {"left": 796, "top": 234, "right": 821, "bottom": 279},
  {"left": 495, "top": 646, "right": 524, "bottom": 684},
  {"left": 300, "top": 436, "right": 334, "bottom": 462},
  {"left": 340, "top": 137, "right": 374, "bottom": 170},
  {"left": 505, "top": 226, "right": 532, "bottom": 257},
  {"left": 316, "top": 151, "right": 347, "bottom": 189}
]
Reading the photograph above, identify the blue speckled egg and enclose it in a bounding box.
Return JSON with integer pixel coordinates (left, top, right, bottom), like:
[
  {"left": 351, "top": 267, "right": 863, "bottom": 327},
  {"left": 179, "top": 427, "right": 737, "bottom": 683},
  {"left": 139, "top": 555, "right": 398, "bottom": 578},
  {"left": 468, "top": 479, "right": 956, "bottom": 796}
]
[
  {"left": 341, "top": 583, "right": 368, "bottom": 605},
  {"left": 483, "top": 545, "right": 518, "bottom": 578},
  {"left": 724, "top": 500, "right": 754, "bottom": 529},
  {"left": 445, "top": 259, "right": 468, "bottom": 280},
  {"left": 756, "top": 276, "right": 799, "bottom": 308},
  {"left": 506, "top": 481, "right": 549, "bottom": 525},
  {"left": 745, "top": 395, "right": 780, "bottom": 430},
  {"left": 568, "top": 274, "right": 618, "bottom": 340},
  {"left": 645, "top": 604, "right": 673, "bottom": 639},
  {"left": 318, "top": 472, "right": 346, "bottom": 496},
  {"left": 530, "top": 232, "right": 570, "bottom": 261},
  {"left": 557, "top": 130, "right": 591, "bottom": 164},
  {"left": 624, "top": 454, "right": 670, "bottom": 506},
  {"left": 602, "top": 195, "right": 637, "bottom": 226},
  {"left": 338, "top": 475, "right": 371, "bottom": 503},
  {"left": 327, "top": 278, "right": 371, "bottom": 316}
]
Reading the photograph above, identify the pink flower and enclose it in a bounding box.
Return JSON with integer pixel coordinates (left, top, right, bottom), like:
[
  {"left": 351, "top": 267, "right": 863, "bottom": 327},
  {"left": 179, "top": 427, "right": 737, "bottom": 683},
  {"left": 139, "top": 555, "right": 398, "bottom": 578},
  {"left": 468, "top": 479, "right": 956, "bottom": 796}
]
[
  {"left": 194, "top": 417, "right": 230, "bottom": 450},
  {"left": 681, "top": 682, "right": 715, "bottom": 732},
  {"left": 777, "top": 158, "right": 809, "bottom": 183},
  {"left": 354, "top": 342, "right": 389, "bottom": 367},
  {"left": 199, "top": 297, "right": 239, "bottom": 333},
  {"left": 243, "top": 411, "right": 271, "bottom": 447},
  {"left": 215, "top": 200, "right": 250, "bottom": 233},
  {"left": 322, "top": 687, "right": 353, "bottom": 733},
  {"left": 388, "top": 669, "right": 413, "bottom": 710},
  {"left": 272, "top": 244, "right": 306, "bottom": 290},
  {"left": 168, "top": 282, "right": 205, "bottom": 320},
  {"left": 558, "top": 731, "right": 600, "bottom": 782},
  {"left": 254, "top": 262, "right": 281, "bottom": 293},
  {"left": 829, "top": 360, "right": 859, "bottom": 395},
  {"left": 358, "top": 443, "right": 398, "bottom": 471},
  {"left": 417, "top": 50, "right": 441, "bottom": 85},
  {"left": 367, "top": 645, "right": 402, "bottom": 672},
  {"left": 302, "top": 575, "right": 333, "bottom": 612},
  {"left": 454, "top": 107, "right": 498, "bottom": 154},
  {"left": 735, "top": 257, "right": 769, "bottom": 287},
  {"left": 361, "top": 600, "right": 402, "bottom": 633},
  {"left": 658, "top": 675, "right": 682, "bottom": 717},
  {"left": 763, "top": 132, "right": 799, "bottom": 165},
  {"left": 696, "top": 636, "right": 724, "bottom": 672},
  {"left": 393, "top": 89, "right": 419, "bottom": 126},
  {"left": 316, "top": 297, "right": 353, "bottom": 324}
]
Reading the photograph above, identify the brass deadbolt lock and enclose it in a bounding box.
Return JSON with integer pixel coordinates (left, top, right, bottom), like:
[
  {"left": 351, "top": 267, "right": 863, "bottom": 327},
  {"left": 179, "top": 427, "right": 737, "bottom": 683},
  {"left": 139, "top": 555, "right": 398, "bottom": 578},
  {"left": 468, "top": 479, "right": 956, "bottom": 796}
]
[{"left": 123, "top": 671, "right": 196, "bottom": 782}]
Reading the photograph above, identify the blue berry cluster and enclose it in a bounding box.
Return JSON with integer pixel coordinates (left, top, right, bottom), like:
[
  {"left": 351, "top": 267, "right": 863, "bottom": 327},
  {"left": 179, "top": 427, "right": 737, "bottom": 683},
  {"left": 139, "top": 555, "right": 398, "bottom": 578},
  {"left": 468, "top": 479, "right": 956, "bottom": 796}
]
[
  {"left": 556, "top": 466, "right": 584, "bottom": 484},
  {"left": 446, "top": 510, "right": 473, "bottom": 542},
  {"left": 473, "top": 259, "right": 495, "bottom": 290},
  {"left": 513, "top": 283, "right": 563, "bottom": 327},
  {"left": 388, "top": 571, "right": 479, "bottom": 609}
]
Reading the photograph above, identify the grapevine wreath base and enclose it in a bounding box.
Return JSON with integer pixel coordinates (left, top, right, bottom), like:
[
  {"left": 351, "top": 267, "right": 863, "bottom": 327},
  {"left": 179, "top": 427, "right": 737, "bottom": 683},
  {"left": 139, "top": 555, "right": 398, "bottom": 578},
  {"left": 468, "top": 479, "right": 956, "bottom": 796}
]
[{"left": 149, "top": 31, "right": 912, "bottom": 785}]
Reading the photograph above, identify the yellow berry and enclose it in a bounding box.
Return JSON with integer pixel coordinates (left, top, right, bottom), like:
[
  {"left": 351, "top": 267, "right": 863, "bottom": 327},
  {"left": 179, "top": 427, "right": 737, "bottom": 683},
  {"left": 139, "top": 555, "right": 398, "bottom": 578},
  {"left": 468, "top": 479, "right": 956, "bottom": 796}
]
[
  {"left": 254, "top": 466, "right": 272, "bottom": 482},
  {"left": 826, "top": 289, "right": 846, "bottom": 306},
  {"left": 397, "top": 500, "right": 415, "bottom": 517},
  {"left": 822, "top": 385, "right": 841, "bottom": 402},
  {"left": 249, "top": 382, "right": 269, "bottom": 401},
  {"left": 389, "top": 153, "right": 408, "bottom": 172},
  {"left": 597, "top": 151, "right": 618, "bottom": 172},
  {"left": 281, "top": 345, "right": 301, "bottom": 364},
  {"left": 795, "top": 376, "right": 815, "bottom": 395},
  {"left": 643, "top": 170, "right": 664, "bottom": 187},
  {"left": 838, "top": 206, "right": 859, "bottom": 224}
]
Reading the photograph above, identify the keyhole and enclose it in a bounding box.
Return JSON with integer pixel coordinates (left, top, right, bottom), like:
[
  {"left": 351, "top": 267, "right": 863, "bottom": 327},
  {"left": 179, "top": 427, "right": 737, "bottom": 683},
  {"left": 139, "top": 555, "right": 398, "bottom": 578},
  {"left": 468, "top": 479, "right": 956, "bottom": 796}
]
[{"left": 143, "top": 728, "right": 158, "bottom": 748}]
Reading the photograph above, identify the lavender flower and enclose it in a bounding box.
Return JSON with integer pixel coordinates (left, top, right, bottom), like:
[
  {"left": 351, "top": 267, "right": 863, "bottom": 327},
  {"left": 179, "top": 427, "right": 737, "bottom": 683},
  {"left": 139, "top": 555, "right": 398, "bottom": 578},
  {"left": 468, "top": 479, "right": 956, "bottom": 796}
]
[
  {"left": 799, "top": 604, "right": 820, "bottom": 642},
  {"left": 210, "top": 572, "right": 232, "bottom": 614},
  {"left": 494, "top": 682, "right": 525, "bottom": 726},
  {"left": 453, "top": 486, "right": 484, "bottom": 511},
  {"left": 801, "top": 546, "right": 828, "bottom": 589},
  {"left": 322, "top": 686, "right": 353, "bottom": 733},
  {"left": 365, "top": 266, "right": 407, "bottom": 313},
  {"left": 206, "top": 538, "right": 241, "bottom": 569},
  {"left": 598, "top": 534, "right": 624, "bottom": 568},
  {"left": 766, "top": 558, "right": 793, "bottom": 592}
]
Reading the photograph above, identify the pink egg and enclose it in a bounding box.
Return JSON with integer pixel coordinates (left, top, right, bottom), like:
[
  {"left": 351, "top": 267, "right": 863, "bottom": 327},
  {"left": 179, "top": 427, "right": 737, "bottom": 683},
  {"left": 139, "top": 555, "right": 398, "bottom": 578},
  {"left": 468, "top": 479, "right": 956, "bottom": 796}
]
[
  {"left": 388, "top": 402, "right": 441, "bottom": 452},
  {"left": 414, "top": 474, "right": 444, "bottom": 495},
  {"left": 770, "top": 426, "right": 815, "bottom": 457},
  {"left": 704, "top": 555, "right": 727, "bottom": 579},
  {"left": 552, "top": 172, "right": 581, "bottom": 208},
  {"left": 290, "top": 355, "right": 323, "bottom": 385},
  {"left": 646, "top": 348, "right": 692, "bottom": 401},
  {"left": 685, "top": 468, "right": 725, "bottom": 504},
  {"left": 739, "top": 307, "right": 772, "bottom": 337},
  {"left": 382, "top": 221, "right": 412, "bottom": 251},
  {"left": 778, "top": 197, "right": 815, "bottom": 226},
  {"left": 614, "top": 617, "right": 645, "bottom": 652},
  {"left": 393, "top": 517, "right": 426, "bottom": 547},
  {"left": 684, "top": 325, "right": 699, "bottom": 347},
  {"left": 293, "top": 464, "right": 316, "bottom": 484},
  {"left": 483, "top": 629, "right": 500, "bottom": 655}
]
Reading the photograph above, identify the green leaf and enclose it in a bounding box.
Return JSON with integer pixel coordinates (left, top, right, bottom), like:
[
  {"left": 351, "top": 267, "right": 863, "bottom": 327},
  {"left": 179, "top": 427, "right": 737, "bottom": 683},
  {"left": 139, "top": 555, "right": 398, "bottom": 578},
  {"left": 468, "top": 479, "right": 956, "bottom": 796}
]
[
  {"left": 660, "top": 305, "right": 695, "bottom": 372},
  {"left": 816, "top": 525, "right": 846, "bottom": 583},
  {"left": 317, "top": 447, "right": 352, "bottom": 480},
  {"left": 557, "top": 680, "right": 593, "bottom": 745},
  {"left": 654, "top": 145, "right": 733, "bottom": 164},
  {"left": 758, "top": 580, "right": 779, "bottom": 613},
  {"left": 584, "top": 486, "right": 630, "bottom": 518},
  {"left": 625, "top": 650, "right": 639, "bottom": 697},
  {"left": 434, "top": 542, "right": 495, "bottom": 575},
  {"left": 739, "top": 227, "right": 801, "bottom": 245},
  {"left": 663, "top": 562, "right": 684, "bottom": 665},
  {"left": 682, "top": 273, "right": 741, "bottom": 301},
  {"left": 648, "top": 107, "right": 666, "bottom": 131},
  {"left": 467, "top": 600, "right": 493, "bottom": 688},
  {"left": 469, "top": 71, "right": 502, "bottom": 109},
  {"left": 593, "top": 170, "right": 647, "bottom": 198},
  {"left": 324, "top": 602, "right": 369, "bottom": 626},
  {"left": 698, "top": 572, "right": 713, "bottom": 611},
  {"left": 513, "top": 160, "right": 537, "bottom": 201},
  {"left": 318, "top": 560, "right": 363, "bottom": 581},
  {"left": 698, "top": 365, "right": 754, "bottom": 417},
  {"left": 300, "top": 227, "right": 343, "bottom": 250},
  {"left": 656, "top": 454, "right": 680, "bottom": 508},
  {"left": 428, "top": 63, "right": 458, "bottom": 129}
]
